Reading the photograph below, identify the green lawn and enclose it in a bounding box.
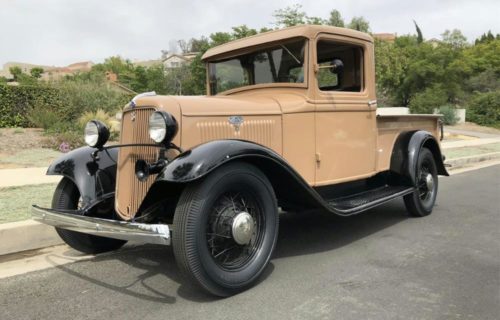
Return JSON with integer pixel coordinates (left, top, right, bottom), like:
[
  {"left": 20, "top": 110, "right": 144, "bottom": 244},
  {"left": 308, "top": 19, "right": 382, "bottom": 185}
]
[
  {"left": 0, "top": 183, "right": 56, "bottom": 223},
  {"left": 444, "top": 142, "right": 500, "bottom": 159}
]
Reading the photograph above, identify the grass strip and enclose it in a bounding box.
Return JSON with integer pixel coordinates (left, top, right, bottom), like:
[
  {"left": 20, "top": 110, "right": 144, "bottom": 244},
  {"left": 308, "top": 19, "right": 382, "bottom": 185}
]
[{"left": 0, "top": 183, "right": 56, "bottom": 223}]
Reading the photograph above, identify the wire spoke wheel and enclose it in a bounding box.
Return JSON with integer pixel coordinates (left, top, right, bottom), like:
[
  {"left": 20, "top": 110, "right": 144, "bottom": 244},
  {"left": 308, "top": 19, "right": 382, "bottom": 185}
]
[
  {"left": 417, "top": 162, "right": 435, "bottom": 203},
  {"left": 173, "top": 162, "right": 279, "bottom": 297},
  {"left": 206, "top": 192, "right": 264, "bottom": 270},
  {"left": 404, "top": 148, "right": 438, "bottom": 217}
]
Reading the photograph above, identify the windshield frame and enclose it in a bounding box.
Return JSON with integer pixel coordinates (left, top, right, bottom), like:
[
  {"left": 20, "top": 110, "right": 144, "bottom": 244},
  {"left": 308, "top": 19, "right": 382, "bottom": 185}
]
[{"left": 206, "top": 37, "right": 309, "bottom": 96}]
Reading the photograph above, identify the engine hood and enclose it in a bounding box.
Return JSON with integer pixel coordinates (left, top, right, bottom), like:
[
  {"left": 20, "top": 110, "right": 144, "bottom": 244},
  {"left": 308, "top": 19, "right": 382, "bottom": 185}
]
[
  {"left": 131, "top": 90, "right": 310, "bottom": 117},
  {"left": 172, "top": 95, "right": 281, "bottom": 116}
]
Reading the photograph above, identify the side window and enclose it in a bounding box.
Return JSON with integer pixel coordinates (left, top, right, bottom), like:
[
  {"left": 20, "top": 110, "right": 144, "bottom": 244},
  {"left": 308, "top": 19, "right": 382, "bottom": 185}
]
[{"left": 316, "top": 40, "right": 363, "bottom": 92}]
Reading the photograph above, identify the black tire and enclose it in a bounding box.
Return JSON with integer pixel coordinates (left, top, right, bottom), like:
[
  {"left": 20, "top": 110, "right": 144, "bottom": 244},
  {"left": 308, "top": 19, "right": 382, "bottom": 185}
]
[
  {"left": 404, "top": 148, "right": 438, "bottom": 217},
  {"left": 173, "top": 162, "right": 279, "bottom": 297},
  {"left": 52, "top": 178, "right": 127, "bottom": 254}
]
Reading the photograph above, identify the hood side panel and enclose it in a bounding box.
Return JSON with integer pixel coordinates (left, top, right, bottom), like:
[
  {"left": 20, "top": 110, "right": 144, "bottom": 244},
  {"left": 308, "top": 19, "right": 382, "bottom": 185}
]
[{"left": 181, "top": 115, "right": 283, "bottom": 155}]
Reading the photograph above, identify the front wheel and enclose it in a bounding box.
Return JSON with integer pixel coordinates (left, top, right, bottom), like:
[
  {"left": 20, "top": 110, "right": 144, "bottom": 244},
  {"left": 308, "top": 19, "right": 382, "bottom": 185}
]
[
  {"left": 404, "top": 148, "right": 439, "bottom": 217},
  {"left": 52, "top": 178, "right": 127, "bottom": 254},
  {"left": 173, "top": 162, "right": 279, "bottom": 297}
]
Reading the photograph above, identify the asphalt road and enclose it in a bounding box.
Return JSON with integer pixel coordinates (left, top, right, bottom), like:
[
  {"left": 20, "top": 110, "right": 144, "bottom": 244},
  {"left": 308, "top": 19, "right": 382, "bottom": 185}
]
[{"left": 1, "top": 165, "right": 499, "bottom": 320}]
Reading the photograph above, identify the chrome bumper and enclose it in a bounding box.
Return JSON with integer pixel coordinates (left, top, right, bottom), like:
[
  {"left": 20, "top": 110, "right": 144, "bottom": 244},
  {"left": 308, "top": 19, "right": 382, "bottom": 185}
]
[{"left": 31, "top": 205, "right": 171, "bottom": 245}]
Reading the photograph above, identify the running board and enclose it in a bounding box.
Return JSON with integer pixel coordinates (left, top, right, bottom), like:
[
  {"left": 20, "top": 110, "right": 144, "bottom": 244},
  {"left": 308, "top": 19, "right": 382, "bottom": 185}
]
[
  {"left": 31, "top": 205, "right": 171, "bottom": 245},
  {"left": 327, "top": 185, "right": 415, "bottom": 215}
]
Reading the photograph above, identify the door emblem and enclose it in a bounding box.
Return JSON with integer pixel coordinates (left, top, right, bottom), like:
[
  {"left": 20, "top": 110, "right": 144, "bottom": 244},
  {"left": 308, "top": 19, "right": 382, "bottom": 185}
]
[{"left": 228, "top": 116, "right": 244, "bottom": 132}]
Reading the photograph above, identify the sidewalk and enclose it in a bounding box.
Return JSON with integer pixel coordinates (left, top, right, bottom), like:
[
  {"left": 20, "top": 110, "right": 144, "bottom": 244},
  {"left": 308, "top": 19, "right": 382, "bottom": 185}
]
[
  {"left": 0, "top": 167, "right": 61, "bottom": 188},
  {"left": 442, "top": 137, "right": 500, "bottom": 149}
]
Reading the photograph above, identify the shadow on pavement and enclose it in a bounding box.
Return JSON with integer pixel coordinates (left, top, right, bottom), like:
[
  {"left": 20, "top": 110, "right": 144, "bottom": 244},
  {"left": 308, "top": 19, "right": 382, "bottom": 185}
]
[
  {"left": 45, "top": 198, "right": 409, "bottom": 303},
  {"left": 275, "top": 199, "right": 408, "bottom": 259}
]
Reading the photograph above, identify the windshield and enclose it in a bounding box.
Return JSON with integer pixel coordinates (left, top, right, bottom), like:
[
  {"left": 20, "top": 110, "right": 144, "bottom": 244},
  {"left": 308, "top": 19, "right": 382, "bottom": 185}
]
[{"left": 208, "top": 38, "right": 306, "bottom": 95}]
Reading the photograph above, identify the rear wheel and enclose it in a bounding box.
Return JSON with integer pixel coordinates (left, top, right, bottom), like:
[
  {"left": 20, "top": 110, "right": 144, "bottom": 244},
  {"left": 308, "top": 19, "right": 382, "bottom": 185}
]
[
  {"left": 173, "top": 162, "right": 279, "bottom": 297},
  {"left": 52, "top": 178, "right": 127, "bottom": 254},
  {"left": 404, "top": 148, "right": 438, "bottom": 217}
]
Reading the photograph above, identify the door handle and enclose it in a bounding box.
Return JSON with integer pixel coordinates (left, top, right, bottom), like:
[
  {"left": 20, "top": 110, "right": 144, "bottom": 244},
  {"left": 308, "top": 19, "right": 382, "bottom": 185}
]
[{"left": 368, "top": 100, "right": 377, "bottom": 107}]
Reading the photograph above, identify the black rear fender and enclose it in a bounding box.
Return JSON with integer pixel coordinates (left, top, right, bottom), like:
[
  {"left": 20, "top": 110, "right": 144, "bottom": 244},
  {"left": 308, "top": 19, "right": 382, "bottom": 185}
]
[{"left": 390, "top": 131, "right": 449, "bottom": 186}]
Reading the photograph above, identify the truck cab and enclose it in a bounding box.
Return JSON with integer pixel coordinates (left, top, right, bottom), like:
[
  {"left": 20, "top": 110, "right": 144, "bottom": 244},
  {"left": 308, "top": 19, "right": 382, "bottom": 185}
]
[{"left": 32, "top": 25, "right": 448, "bottom": 297}]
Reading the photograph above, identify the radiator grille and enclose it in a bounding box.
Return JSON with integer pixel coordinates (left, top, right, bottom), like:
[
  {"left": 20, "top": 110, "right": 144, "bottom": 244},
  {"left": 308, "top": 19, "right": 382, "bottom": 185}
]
[{"left": 115, "top": 108, "right": 158, "bottom": 220}]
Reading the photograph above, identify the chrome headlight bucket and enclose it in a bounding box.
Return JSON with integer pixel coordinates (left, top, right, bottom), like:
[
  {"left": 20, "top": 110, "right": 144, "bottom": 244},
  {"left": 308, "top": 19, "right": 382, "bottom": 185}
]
[
  {"left": 148, "top": 111, "right": 178, "bottom": 145},
  {"left": 84, "top": 120, "right": 110, "bottom": 148}
]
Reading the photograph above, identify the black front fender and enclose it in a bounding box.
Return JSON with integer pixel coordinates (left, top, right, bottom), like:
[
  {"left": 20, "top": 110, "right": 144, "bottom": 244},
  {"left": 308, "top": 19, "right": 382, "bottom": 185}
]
[
  {"left": 156, "top": 140, "right": 325, "bottom": 210},
  {"left": 47, "top": 147, "right": 118, "bottom": 207},
  {"left": 157, "top": 140, "right": 290, "bottom": 183}
]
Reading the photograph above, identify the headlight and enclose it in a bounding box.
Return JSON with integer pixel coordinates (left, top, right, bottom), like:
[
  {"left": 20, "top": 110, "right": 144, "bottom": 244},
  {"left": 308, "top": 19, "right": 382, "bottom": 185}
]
[
  {"left": 84, "top": 120, "right": 110, "bottom": 148},
  {"left": 148, "top": 111, "right": 178, "bottom": 144}
]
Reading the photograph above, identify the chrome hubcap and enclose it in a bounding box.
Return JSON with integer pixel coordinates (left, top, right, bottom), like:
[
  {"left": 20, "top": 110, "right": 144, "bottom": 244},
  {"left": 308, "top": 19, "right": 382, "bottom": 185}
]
[
  {"left": 231, "top": 212, "right": 255, "bottom": 245},
  {"left": 425, "top": 173, "right": 434, "bottom": 191}
]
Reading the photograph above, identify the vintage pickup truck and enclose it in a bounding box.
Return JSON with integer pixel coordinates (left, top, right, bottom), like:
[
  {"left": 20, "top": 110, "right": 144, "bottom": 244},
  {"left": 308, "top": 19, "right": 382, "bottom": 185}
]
[{"left": 32, "top": 25, "right": 448, "bottom": 296}]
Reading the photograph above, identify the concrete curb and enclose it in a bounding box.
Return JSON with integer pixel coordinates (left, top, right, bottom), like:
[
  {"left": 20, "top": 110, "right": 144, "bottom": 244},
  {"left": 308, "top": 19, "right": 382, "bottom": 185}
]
[
  {"left": 446, "top": 152, "right": 500, "bottom": 170},
  {"left": 0, "top": 220, "right": 63, "bottom": 256},
  {"left": 1, "top": 151, "right": 499, "bottom": 257}
]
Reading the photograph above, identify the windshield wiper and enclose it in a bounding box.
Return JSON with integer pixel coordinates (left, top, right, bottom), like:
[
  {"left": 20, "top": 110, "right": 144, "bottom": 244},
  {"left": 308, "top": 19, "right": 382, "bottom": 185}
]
[{"left": 280, "top": 44, "right": 301, "bottom": 64}]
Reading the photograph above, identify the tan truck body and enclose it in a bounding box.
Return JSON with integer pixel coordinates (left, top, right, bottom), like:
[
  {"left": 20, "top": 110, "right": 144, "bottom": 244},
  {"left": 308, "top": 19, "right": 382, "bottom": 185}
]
[{"left": 33, "top": 25, "right": 447, "bottom": 297}]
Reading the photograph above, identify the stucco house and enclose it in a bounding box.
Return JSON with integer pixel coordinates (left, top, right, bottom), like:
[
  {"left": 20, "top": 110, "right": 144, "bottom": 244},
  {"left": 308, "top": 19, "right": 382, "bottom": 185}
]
[{"left": 162, "top": 52, "right": 198, "bottom": 69}]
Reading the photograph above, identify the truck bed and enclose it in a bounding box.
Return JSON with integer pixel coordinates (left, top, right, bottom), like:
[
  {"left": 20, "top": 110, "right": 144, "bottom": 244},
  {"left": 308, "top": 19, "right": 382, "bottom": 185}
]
[{"left": 376, "top": 114, "right": 442, "bottom": 172}]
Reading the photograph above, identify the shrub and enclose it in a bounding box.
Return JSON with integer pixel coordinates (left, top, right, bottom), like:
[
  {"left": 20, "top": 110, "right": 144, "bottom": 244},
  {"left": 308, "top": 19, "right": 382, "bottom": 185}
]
[
  {"left": 77, "top": 109, "right": 114, "bottom": 130},
  {"left": 0, "top": 85, "right": 64, "bottom": 127},
  {"left": 56, "top": 80, "right": 132, "bottom": 120},
  {"left": 467, "top": 91, "right": 500, "bottom": 128},
  {"left": 42, "top": 130, "right": 84, "bottom": 151},
  {"left": 409, "top": 85, "right": 448, "bottom": 114},
  {"left": 437, "top": 105, "right": 459, "bottom": 125},
  {"left": 27, "top": 104, "right": 62, "bottom": 129}
]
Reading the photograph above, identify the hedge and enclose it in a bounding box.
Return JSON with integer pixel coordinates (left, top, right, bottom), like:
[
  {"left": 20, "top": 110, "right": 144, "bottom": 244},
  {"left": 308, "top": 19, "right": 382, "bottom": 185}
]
[
  {"left": 0, "top": 83, "right": 132, "bottom": 128},
  {"left": 467, "top": 91, "right": 500, "bottom": 128},
  {"left": 0, "top": 85, "right": 64, "bottom": 127}
]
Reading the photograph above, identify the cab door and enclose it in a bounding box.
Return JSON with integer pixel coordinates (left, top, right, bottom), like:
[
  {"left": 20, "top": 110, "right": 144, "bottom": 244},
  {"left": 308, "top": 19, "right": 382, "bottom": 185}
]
[{"left": 314, "top": 36, "right": 377, "bottom": 186}]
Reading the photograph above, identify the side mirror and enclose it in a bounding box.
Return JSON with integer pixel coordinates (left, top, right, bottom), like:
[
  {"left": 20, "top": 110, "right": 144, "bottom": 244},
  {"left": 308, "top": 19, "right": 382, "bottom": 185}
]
[{"left": 330, "top": 59, "right": 344, "bottom": 74}]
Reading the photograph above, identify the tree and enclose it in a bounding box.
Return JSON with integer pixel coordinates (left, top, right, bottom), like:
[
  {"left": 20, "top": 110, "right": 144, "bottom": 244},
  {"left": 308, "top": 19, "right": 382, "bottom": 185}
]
[
  {"left": 441, "top": 29, "right": 467, "bottom": 49},
  {"left": 475, "top": 31, "right": 497, "bottom": 45},
  {"left": 210, "top": 32, "right": 233, "bottom": 46},
  {"left": 347, "top": 16, "right": 370, "bottom": 33},
  {"left": 466, "top": 70, "right": 499, "bottom": 93},
  {"left": 259, "top": 27, "right": 274, "bottom": 33},
  {"left": 327, "top": 10, "right": 344, "bottom": 27},
  {"left": 413, "top": 20, "right": 423, "bottom": 44},
  {"left": 408, "top": 84, "right": 448, "bottom": 113},
  {"left": 306, "top": 16, "right": 327, "bottom": 25},
  {"left": 30, "top": 67, "right": 44, "bottom": 79},
  {"left": 177, "top": 40, "right": 190, "bottom": 54},
  {"left": 9, "top": 66, "right": 22, "bottom": 80},
  {"left": 232, "top": 25, "right": 258, "bottom": 39},
  {"left": 189, "top": 37, "right": 210, "bottom": 52},
  {"left": 273, "top": 4, "right": 306, "bottom": 27},
  {"left": 91, "top": 56, "right": 136, "bottom": 89}
]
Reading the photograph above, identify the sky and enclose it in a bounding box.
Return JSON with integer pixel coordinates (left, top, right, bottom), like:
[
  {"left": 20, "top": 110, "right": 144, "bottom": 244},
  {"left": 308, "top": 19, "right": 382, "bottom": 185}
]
[{"left": 1, "top": 0, "right": 499, "bottom": 67}]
